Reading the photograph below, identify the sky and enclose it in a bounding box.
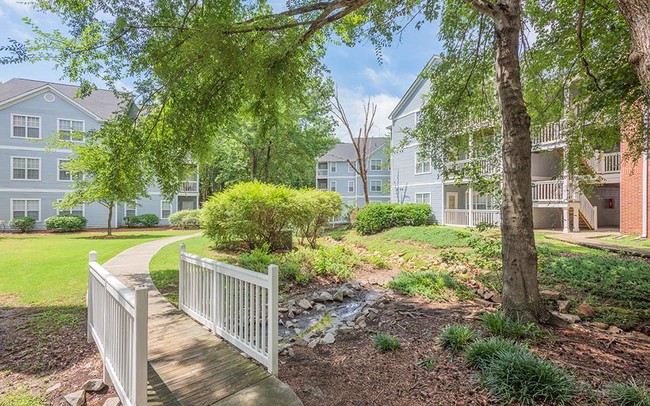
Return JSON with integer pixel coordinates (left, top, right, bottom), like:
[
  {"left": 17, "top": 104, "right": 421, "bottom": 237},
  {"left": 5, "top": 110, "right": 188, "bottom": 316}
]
[{"left": 0, "top": 0, "right": 443, "bottom": 140}]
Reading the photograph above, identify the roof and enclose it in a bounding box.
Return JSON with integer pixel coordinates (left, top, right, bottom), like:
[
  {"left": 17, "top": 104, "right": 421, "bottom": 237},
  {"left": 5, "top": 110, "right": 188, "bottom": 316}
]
[
  {"left": 317, "top": 137, "right": 389, "bottom": 162},
  {"left": 0, "top": 78, "right": 129, "bottom": 121},
  {"left": 388, "top": 55, "right": 440, "bottom": 120}
]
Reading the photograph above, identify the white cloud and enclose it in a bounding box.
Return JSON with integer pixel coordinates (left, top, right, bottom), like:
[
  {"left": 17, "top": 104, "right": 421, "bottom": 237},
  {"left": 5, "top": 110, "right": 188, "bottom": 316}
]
[
  {"left": 333, "top": 87, "right": 400, "bottom": 141},
  {"left": 1, "top": 0, "right": 35, "bottom": 16},
  {"left": 362, "top": 67, "right": 416, "bottom": 91}
]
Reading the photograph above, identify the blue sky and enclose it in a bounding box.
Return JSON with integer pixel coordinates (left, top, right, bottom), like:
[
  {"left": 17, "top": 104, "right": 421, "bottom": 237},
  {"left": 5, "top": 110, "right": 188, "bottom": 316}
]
[{"left": 0, "top": 0, "right": 443, "bottom": 139}]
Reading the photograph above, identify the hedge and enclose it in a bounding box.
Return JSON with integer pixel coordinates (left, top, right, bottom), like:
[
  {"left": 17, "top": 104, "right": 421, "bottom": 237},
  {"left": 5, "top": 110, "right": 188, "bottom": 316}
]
[
  {"left": 169, "top": 209, "right": 201, "bottom": 229},
  {"left": 44, "top": 214, "right": 87, "bottom": 232},
  {"left": 354, "top": 203, "right": 431, "bottom": 235},
  {"left": 10, "top": 216, "right": 36, "bottom": 233},
  {"left": 124, "top": 213, "right": 160, "bottom": 228}
]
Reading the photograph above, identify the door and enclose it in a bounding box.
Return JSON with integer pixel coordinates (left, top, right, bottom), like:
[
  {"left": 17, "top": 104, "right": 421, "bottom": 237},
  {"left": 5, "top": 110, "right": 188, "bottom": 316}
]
[{"left": 446, "top": 192, "right": 458, "bottom": 209}]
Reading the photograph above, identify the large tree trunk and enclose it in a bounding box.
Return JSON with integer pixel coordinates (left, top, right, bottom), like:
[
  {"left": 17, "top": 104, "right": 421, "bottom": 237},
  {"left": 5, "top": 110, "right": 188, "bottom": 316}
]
[
  {"left": 492, "top": 0, "right": 549, "bottom": 322},
  {"left": 616, "top": 0, "right": 650, "bottom": 101}
]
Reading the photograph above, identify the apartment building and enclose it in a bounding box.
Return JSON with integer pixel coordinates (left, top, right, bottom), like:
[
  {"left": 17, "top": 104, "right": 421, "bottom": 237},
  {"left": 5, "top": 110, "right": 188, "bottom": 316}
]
[
  {"left": 388, "top": 59, "right": 621, "bottom": 232},
  {"left": 0, "top": 78, "right": 199, "bottom": 230},
  {"left": 316, "top": 139, "right": 391, "bottom": 212}
]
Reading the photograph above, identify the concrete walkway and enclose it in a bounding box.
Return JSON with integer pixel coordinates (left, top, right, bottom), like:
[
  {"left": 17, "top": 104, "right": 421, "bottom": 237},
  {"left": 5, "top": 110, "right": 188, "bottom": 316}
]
[
  {"left": 102, "top": 233, "right": 302, "bottom": 405},
  {"left": 543, "top": 229, "right": 650, "bottom": 257}
]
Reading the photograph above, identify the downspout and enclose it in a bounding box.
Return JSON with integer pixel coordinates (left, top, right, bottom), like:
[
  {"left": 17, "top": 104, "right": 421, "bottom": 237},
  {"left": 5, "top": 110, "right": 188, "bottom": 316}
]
[{"left": 643, "top": 103, "right": 649, "bottom": 238}]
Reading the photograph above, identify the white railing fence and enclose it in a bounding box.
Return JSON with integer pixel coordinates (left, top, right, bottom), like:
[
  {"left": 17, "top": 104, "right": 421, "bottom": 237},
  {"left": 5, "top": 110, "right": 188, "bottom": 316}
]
[
  {"left": 87, "top": 251, "right": 148, "bottom": 406},
  {"left": 444, "top": 209, "right": 500, "bottom": 227},
  {"left": 535, "top": 120, "right": 565, "bottom": 145},
  {"left": 473, "top": 210, "right": 501, "bottom": 226},
  {"left": 589, "top": 152, "right": 622, "bottom": 174},
  {"left": 577, "top": 193, "right": 598, "bottom": 230},
  {"left": 532, "top": 180, "right": 565, "bottom": 201},
  {"left": 179, "top": 244, "right": 279, "bottom": 375},
  {"left": 445, "top": 209, "right": 469, "bottom": 226}
]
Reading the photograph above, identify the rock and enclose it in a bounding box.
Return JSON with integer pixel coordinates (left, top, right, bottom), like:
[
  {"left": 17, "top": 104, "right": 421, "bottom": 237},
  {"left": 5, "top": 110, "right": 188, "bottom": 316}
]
[
  {"left": 339, "top": 326, "right": 354, "bottom": 333},
  {"left": 315, "top": 303, "right": 326, "bottom": 311},
  {"left": 278, "top": 307, "right": 289, "bottom": 313},
  {"left": 287, "top": 347, "right": 295, "bottom": 357},
  {"left": 46, "top": 383, "right": 62, "bottom": 394},
  {"left": 342, "top": 287, "right": 355, "bottom": 298},
  {"left": 303, "top": 385, "right": 324, "bottom": 398},
  {"left": 576, "top": 303, "right": 595, "bottom": 318},
  {"left": 350, "top": 282, "right": 361, "bottom": 290},
  {"left": 355, "top": 315, "right": 366, "bottom": 324},
  {"left": 540, "top": 290, "right": 561, "bottom": 300},
  {"left": 367, "top": 312, "right": 377, "bottom": 321},
  {"left": 607, "top": 326, "right": 624, "bottom": 335},
  {"left": 333, "top": 290, "right": 345, "bottom": 302},
  {"left": 491, "top": 294, "right": 502, "bottom": 303},
  {"left": 64, "top": 390, "right": 86, "bottom": 406},
  {"left": 477, "top": 287, "right": 485, "bottom": 297},
  {"left": 320, "top": 332, "right": 336, "bottom": 345},
  {"left": 82, "top": 379, "right": 106, "bottom": 392},
  {"left": 591, "top": 322, "right": 609, "bottom": 330},
  {"left": 285, "top": 321, "right": 295, "bottom": 328},
  {"left": 308, "top": 338, "right": 319, "bottom": 348},
  {"left": 287, "top": 310, "right": 296, "bottom": 319},
  {"left": 357, "top": 320, "right": 367, "bottom": 329},
  {"left": 314, "top": 291, "right": 333, "bottom": 302},
  {"left": 482, "top": 291, "right": 494, "bottom": 301},
  {"left": 103, "top": 398, "right": 121, "bottom": 406},
  {"left": 557, "top": 300, "right": 570, "bottom": 314},
  {"left": 553, "top": 311, "right": 581, "bottom": 323}
]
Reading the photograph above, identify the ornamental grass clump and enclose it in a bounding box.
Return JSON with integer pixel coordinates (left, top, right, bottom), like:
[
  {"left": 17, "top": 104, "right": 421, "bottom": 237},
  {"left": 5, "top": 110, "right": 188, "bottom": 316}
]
[
  {"left": 607, "top": 379, "right": 650, "bottom": 406},
  {"left": 439, "top": 324, "right": 480, "bottom": 353},
  {"left": 373, "top": 332, "right": 401, "bottom": 353},
  {"left": 482, "top": 310, "right": 542, "bottom": 340},
  {"left": 463, "top": 337, "right": 528, "bottom": 370}
]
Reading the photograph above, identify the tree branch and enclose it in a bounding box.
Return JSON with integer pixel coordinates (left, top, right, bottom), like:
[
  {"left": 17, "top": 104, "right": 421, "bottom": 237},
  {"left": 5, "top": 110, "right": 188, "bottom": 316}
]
[
  {"left": 462, "top": 0, "right": 496, "bottom": 18},
  {"left": 576, "top": 0, "right": 603, "bottom": 92}
]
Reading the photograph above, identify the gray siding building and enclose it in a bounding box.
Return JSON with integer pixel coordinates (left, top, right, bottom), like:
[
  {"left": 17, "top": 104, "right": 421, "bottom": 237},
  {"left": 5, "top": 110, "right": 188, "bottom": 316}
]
[{"left": 0, "top": 78, "right": 198, "bottom": 230}]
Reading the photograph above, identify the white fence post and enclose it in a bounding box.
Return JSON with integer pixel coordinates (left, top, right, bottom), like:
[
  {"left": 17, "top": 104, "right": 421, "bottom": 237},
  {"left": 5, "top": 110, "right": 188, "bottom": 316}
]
[
  {"left": 179, "top": 244, "right": 186, "bottom": 309},
  {"left": 267, "top": 264, "right": 279, "bottom": 376},
  {"left": 87, "top": 251, "right": 96, "bottom": 344},
  {"left": 133, "top": 286, "right": 148, "bottom": 405}
]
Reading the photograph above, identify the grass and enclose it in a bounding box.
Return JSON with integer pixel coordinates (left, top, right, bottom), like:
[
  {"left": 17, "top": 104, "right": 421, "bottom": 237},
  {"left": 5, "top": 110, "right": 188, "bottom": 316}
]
[
  {"left": 0, "top": 391, "right": 47, "bottom": 406},
  {"left": 0, "top": 229, "right": 196, "bottom": 307},
  {"left": 607, "top": 380, "right": 650, "bottom": 406},
  {"left": 372, "top": 332, "right": 401, "bottom": 352},
  {"left": 439, "top": 325, "right": 480, "bottom": 353},
  {"left": 599, "top": 234, "right": 650, "bottom": 250},
  {"left": 388, "top": 270, "right": 475, "bottom": 301},
  {"left": 482, "top": 311, "right": 542, "bottom": 340},
  {"left": 463, "top": 337, "right": 528, "bottom": 370},
  {"left": 417, "top": 357, "right": 437, "bottom": 370},
  {"left": 382, "top": 226, "right": 473, "bottom": 248}
]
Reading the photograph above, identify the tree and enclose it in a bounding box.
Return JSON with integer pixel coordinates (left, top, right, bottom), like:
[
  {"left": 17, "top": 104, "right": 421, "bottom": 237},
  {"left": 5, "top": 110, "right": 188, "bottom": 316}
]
[
  {"left": 615, "top": 1, "right": 650, "bottom": 101},
  {"left": 54, "top": 116, "right": 152, "bottom": 236},
  {"left": 331, "top": 91, "right": 379, "bottom": 204}
]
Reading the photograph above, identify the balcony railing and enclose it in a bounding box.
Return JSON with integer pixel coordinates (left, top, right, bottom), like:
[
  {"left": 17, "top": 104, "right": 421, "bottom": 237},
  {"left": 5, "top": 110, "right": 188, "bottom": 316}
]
[
  {"left": 181, "top": 181, "right": 198, "bottom": 193},
  {"left": 446, "top": 157, "right": 500, "bottom": 175},
  {"left": 317, "top": 169, "right": 328, "bottom": 177},
  {"left": 535, "top": 120, "right": 566, "bottom": 146},
  {"left": 532, "top": 180, "right": 565, "bottom": 202},
  {"left": 445, "top": 209, "right": 500, "bottom": 227},
  {"left": 588, "top": 152, "right": 621, "bottom": 174}
]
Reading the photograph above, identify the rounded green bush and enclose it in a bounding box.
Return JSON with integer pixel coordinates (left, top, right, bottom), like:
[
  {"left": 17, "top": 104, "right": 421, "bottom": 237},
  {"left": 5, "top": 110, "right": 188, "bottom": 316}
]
[
  {"left": 44, "top": 214, "right": 87, "bottom": 232},
  {"left": 9, "top": 216, "right": 36, "bottom": 233},
  {"left": 168, "top": 209, "right": 201, "bottom": 229},
  {"left": 354, "top": 203, "right": 431, "bottom": 235},
  {"left": 123, "top": 214, "right": 160, "bottom": 228},
  {"left": 463, "top": 337, "right": 528, "bottom": 370}
]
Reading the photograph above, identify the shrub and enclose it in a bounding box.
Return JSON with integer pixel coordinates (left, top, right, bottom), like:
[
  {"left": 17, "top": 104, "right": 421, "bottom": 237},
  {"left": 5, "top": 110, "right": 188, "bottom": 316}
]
[
  {"left": 123, "top": 215, "right": 141, "bottom": 228},
  {"left": 292, "top": 189, "right": 343, "bottom": 248},
  {"left": 463, "top": 337, "right": 528, "bottom": 370},
  {"left": 478, "top": 349, "right": 575, "bottom": 405},
  {"left": 607, "top": 380, "right": 650, "bottom": 406},
  {"left": 354, "top": 203, "right": 432, "bottom": 235},
  {"left": 169, "top": 209, "right": 201, "bottom": 229},
  {"left": 140, "top": 213, "right": 160, "bottom": 227},
  {"left": 373, "top": 332, "right": 401, "bottom": 352},
  {"left": 44, "top": 214, "right": 87, "bottom": 232},
  {"left": 482, "top": 311, "right": 542, "bottom": 340},
  {"left": 388, "top": 271, "right": 474, "bottom": 301},
  {"left": 312, "top": 245, "right": 359, "bottom": 281},
  {"left": 202, "top": 182, "right": 297, "bottom": 250},
  {"left": 238, "top": 246, "right": 274, "bottom": 273},
  {"left": 281, "top": 246, "right": 316, "bottom": 284},
  {"left": 439, "top": 325, "right": 480, "bottom": 353},
  {"left": 9, "top": 216, "right": 35, "bottom": 233},
  {"left": 368, "top": 255, "right": 390, "bottom": 270}
]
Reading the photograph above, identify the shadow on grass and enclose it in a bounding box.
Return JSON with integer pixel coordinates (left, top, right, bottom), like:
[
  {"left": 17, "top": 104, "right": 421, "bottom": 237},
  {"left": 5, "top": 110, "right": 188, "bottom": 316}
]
[
  {"left": 0, "top": 305, "right": 93, "bottom": 376},
  {"left": 150, "top": 268, "right": 180, "bottom": 308}
]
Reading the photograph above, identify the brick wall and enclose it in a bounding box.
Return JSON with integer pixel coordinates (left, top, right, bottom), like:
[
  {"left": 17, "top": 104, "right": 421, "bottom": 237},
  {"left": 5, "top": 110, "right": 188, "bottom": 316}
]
[{"left": 620, "top": 103, "right": 647, "bottom": 235}]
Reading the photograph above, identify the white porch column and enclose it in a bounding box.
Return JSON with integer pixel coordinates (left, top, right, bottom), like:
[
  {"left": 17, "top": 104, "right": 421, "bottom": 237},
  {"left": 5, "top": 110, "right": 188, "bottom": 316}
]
[
  {"left": 563, "top": 207, "right": 570, "bottom": 233},
  {"left": 468, "top": 186, "right": 474, "bottom": 228},
  {"left": 572, "top": 204, "right": 580, "bottom": 232},
  {"left": 441, "top": 183, "right": 445, "bottom": 225}
]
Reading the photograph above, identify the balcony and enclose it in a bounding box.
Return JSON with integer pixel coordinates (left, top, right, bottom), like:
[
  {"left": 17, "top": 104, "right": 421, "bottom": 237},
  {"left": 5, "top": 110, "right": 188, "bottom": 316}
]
[
  {"left": 180, "top": 180, "right": 198, "bottom": 193},
  {"left": 317, "top": 169, "right": 328, "bottom": 177},
  {"left": 533, "top": 120, "right": 566, "bottom": 149},
  {"left": 446, "top": 157, "right": 500, "bottom": 176},
  {"left": 444, "top": 209, "right": 500, "bottom": 227}
]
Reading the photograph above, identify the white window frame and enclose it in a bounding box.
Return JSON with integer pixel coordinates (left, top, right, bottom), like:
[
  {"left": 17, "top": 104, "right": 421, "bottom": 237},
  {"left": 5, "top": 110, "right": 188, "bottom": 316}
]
[
  {"left": 415, "top": 192, "right": 431, "bottom": 205},
  {"left": 11, "top": 114, "right": 41, "bottom": 139},
  {"left": 330, "top": 162, "right": 337, "bottom": 173},
  {"left": 124, "top": 203, "right": 138, "bottom": 217},
  {"left": 370, "top": 180, "right": 382, "bottom": 193},
  {"left": 57, "top": 118, "right": 85, "bottom": 142},
  {"left": 10, "top": 198, "right": 41, "bottom": 222},
  {"left": 330, "top": 180, "right": 337, "bottom": 192},
  {"left": 348, "top": 181, "right": 354, "bottom": 193},
  {"left": 415, "top": 151, "right": 432, "bottom": 175},
  {"left": 370, "top": 159, "right": 382, "bottom": 171},
  {"left": 11, "top": 156, "right": 41, "bottom": 181},
  {"left": 161, "top": 200, "right": 172, "bottom": 219},
  {"left": 56, "top": 200, "right": 85, "bottom": 216},
  {"left": 57, "top": 159, "right": 73, "bottom": 182}
]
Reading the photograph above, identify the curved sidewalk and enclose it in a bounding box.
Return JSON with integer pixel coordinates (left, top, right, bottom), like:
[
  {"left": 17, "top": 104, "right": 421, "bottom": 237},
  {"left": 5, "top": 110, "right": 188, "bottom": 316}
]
[{"left": 102, "top": 233, "right": 302, "bottom": 405}]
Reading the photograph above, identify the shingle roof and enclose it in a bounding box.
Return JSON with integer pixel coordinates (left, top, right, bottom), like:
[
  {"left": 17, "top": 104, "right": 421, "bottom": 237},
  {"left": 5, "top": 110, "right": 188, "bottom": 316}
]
[
  {"left": 0, "top": 78, "right": 128, "bottom": 120},
  {"left": 318, "top": 137, "right": 389, "bottom": 162}
]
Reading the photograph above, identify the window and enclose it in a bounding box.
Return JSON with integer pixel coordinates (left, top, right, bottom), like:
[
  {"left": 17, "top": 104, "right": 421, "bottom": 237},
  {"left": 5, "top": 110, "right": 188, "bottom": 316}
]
[
  {"left": 415, "top": 193, "right": 431, "bottom": 205},
  {"left": 58, "top": 119, "right": 84, "bottom": 141},
  {"left": 415, "top": 151, "right": 431, "bottom": 174},
  {"left": 330, "top": 162, "right": 337, "bottom": 173},
  {"left": 330, "top": 181, "right": 337, "bottom": 192},
  {"left": 58, "top": 159, "right": 71, "bottom": 181},
  {"left": 370, "top": 159, "right": 382, "bottom": 171},
  {"left": 125, "top": 203, "right": 137, "bottom": 217},
  {"left": 57, "top": 200, "right": 84, "bottom": 216},
  {"left": 12, "top": 157, "right": 40, "bottom": 180},
  {"left": 370, "top": 180, "right": 382, "bottom": 193},
  {"left": 12, "top": 199, "right": 40, "bottom": 221},
  {"left": 12, "top": 115, "right": 40, "bottom": 139},
  {"left": 465, "top": 191, "right": 495, "bottom": 210},
  {"left": 348, "top": 181, "right": 354, "bottom": 193},
  {"left": 161, "top": 201, "right": 172, "bottom": 219}
]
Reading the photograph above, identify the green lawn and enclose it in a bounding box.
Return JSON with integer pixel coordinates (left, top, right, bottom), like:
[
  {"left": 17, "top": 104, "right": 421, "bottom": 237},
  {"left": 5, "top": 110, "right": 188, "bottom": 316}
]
[
  {"left": 0, "top": 230, "right": 196, "bottom": 307},
  {"left": 597, "top": 234, "right": 650, "bottom": 249}
]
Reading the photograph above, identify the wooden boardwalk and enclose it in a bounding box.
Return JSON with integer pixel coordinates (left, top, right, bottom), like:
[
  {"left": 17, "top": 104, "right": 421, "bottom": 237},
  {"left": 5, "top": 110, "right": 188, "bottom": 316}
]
[{"left": 103, "top": 234, "right": 302, "bottom": 405}]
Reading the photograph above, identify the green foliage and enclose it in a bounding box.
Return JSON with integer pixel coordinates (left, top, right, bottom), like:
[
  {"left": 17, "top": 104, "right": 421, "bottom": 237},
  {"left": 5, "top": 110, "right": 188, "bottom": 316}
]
[
  {"left": 312, "top": 245, "right": 359, "bottom": 281},
  {"left": 354, "top": 204, "right": 431, "bottom": 235},
  {"left": 440, "top": 249, "right": 463, "bottom": 264},
  {"left": 43, "top": 214, "right": 87, "bottom": 232},
  {"left": 238, "top": 246, "right": 274, "bottom": 273},
  {"left": 292, "top": 189, "right": 343, "bottom": 248},
  {"left": 607, "top": 380, "right": 650, "bottom": 406},
  {"left": 482, "top": 311, "right": 542, "bottom": 340},
  {"left": 477, "top": 350, "right": 576, "bottom": 406},
  {"left": 327, "top": 229, "right": 347, "bottom": 241},
  {"left": 388, "top": 271, "right": 474, "bottom": 301},
  {"left": 9, "top": 217, "right": 36, "bottom": 233},
  {"left": 169, "top": 209, "right": 201, "bottom": 229},
  {"left": 470, "top": 237, "right": 502, "bottom": 259},
  {"left": 383, "top": 226, "right": 472, "bottom": 247},
  {"left": 0, "top": 391, "right": 47, "bottom": 406},
  {"left": 475, "top": 221, "right": 495, "bottom": 232},
  {"left": 123, "top": 214, "right": 160, "bottom": 228},
  {"left": 417, "top": 357, "right": 436, "bottom": 370},
  {"left": 368, "top": 255, "right": 390, "bottom": 270},
  {"left": 372, "top": 332, "right": 401, "bottom": 352},
  {"left": 202, "top": 182, "right": 296, "bottom": 250},
  {"left": 463, "top": 337, "right": 528, "bottom": 370},
  {"left": 280, "top": 246, "right": 316, "bottom": 284},
  {"left": 439, "top": 324, "right": 480, "bottom": 353}
]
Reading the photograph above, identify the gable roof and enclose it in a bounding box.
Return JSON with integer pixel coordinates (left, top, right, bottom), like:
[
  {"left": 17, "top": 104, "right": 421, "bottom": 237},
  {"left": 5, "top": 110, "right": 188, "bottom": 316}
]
[
  {"left": 317, "top": 137, "right": 389, "bottom": 162},
  {"left": 0, "top": 78, "right": 129, "bottom": 121},
  {"left": 388, "top": 55, "right": 439, "bottom": 120}
]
